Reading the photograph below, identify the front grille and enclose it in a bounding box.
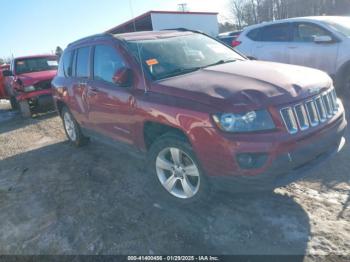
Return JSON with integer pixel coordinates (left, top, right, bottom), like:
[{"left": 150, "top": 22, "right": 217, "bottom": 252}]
[
  {"left": 34, "top": 80, "right": 52, "bottom": 90},
  {"left": 280, "top": 88, "right": 340, "bottom": 134}
]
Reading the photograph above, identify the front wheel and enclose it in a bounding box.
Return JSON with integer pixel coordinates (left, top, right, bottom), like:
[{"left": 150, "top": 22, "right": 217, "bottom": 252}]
[
  {"left": 62, "top": 107, "right": 88, "bottom": 147},
  {"left": 19, "top": 100, "right": 31, "bottom": 118},
  {"left": 148, "top": 133, "right": 210, "bottom": 204}
]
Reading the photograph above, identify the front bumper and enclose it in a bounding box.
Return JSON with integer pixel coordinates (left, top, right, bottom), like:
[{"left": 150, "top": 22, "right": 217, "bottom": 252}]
[
  {"left": 210, "top": 133, "right": 346, "bottom": 192},
  {"left": 16, "top": 89, "right": 52, "bottom": 102},
  {"left": 17, "top": 90, "right": 54, "bottom": 112},
  {"left": 191, "top": 107, "right": 347, "bottom": 191}
]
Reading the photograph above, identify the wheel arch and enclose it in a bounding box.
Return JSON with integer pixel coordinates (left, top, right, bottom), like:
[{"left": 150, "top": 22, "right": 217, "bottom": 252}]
[
  {"left": 55, "top": 99, "right": 67, "bottom": 117},
  {"left": 143, "top": 121, "right": 190, "bottom": 151},
  {"left": 336, "top": 60, "right": 350, "bottom": 81}
]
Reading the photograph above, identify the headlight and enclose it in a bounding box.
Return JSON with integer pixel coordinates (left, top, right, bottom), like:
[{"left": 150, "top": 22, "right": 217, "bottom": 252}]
[
  {"left": 23, "top": 85, "right": 35, "bottom": 92},
  {"left": 212, "top": 110, "right": 275, "bottom": 132}
]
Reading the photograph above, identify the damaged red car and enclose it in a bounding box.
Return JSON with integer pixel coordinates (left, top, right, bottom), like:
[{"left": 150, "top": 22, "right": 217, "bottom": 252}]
[
  {"left": 3, "top": 55, "right": 58, "bottom": 117},
  {"left": 52, "top": 31, "right": 347, "bottom": 203}
]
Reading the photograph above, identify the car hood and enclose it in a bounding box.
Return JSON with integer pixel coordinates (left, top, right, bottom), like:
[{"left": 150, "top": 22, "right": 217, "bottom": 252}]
[
  {"left": 152, "top": 60, "right": 332, "bottom": 111},
  {"left": 17, "top": 70, "right": 57, "bottom": 86}
]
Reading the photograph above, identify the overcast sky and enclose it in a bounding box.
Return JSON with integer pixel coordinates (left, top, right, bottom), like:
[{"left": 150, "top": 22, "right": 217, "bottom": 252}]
[{"left": 0, "top": 0, "right": 231, "bottom": 58}]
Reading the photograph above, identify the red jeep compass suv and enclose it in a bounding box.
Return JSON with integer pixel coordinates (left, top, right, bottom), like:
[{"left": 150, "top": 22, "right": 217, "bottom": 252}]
[
  {"left": 52, "top": 31, "right": 347, "bottom": 202},
  {"left": 3, "top": 55, "right": 58, "bottom": 117}
]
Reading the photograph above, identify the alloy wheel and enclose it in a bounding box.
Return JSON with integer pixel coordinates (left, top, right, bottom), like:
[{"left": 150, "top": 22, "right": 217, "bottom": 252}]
[
  {"left": 156, "top": 147, "right": 200, "bottom": 199},
  {"left": 64, "top": 112, "right": 77, "bottom": 142}
]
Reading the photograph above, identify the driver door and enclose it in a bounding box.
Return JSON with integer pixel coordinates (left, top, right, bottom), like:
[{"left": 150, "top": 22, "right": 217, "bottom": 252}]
[{"left": 86, "top": 43, "right": 135, "bottom": 145}]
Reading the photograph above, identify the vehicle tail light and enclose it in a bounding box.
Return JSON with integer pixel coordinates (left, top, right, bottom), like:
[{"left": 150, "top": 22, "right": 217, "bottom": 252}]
[{"left": 232, "top": 40, "right": 241, "bottom": 48}]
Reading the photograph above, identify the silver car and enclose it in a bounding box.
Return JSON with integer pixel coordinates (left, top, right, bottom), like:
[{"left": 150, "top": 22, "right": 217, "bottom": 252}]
[{"left": 235, "top": 16, "right": 350, "bottom": 92}]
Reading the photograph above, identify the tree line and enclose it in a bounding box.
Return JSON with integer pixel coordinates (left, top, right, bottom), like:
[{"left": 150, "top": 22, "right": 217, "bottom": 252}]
[{"left": 230, "top": 0, "right": 350, "bottom": 29}]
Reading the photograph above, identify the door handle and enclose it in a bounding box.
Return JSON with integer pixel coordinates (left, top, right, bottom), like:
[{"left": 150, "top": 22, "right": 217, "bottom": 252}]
[
  {"left": 288, "top": 46, "right": 298, "bottom": 49},
  {"left": 79, "top": 79, "right": 89, "bottom": 86},
  {"left": 87, "top": 86, "right": 98, "bottom": 96}
]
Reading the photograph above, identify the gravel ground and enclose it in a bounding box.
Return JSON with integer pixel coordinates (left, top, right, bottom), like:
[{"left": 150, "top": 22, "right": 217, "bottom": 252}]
[{"left": 0, "top": 98, "right": 349, "bottom": 259}]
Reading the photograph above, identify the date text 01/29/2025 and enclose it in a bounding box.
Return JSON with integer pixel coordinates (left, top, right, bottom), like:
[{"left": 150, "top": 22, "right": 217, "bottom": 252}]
[{"left": 127, "top": 256, "right": 220, "bottom": 261}]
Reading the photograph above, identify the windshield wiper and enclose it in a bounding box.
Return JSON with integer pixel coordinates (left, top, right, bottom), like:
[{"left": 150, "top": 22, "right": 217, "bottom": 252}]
[
  {"left": 203, "top": 59, "right": 238, "bottom": 68},
  {"left": 158, "top": 67, "right": 201, "bottom": 79}
]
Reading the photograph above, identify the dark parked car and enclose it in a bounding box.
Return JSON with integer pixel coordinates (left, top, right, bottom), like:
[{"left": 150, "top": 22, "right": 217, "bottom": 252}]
[
  {"left": 52, "top": 30, "right": 347, "bottom": 203},
  {"left": 3, "top": 55, "right": 58, "bottom": 117},
  {"left": 217, "top": 30, "right": 243, "bottom": 47}
]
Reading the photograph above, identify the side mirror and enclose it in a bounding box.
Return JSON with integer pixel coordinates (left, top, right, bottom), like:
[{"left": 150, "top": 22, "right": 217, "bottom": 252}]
[
  {"left": 314, "top": 35, "right": 333, "bottom": 44},
  {"left": 112, "top": 67, "right": 132, "bottom": 87},
  {"left": 2, "top": 70, "right": 13, "bottom": 77}
]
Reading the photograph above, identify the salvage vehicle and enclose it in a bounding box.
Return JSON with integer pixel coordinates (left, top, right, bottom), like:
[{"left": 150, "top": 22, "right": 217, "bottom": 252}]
[
  {"left": 52, "top": 30, "right": 347, "bottom": 202},
  {"left": 3, "top": 55, "right": 58, "bottom": 117},
  {"left": 235, "top": 16, "right": 350, "bottom": 93},
  {"left": 0, "top": 64, "right": 10, "bottom": 99}
]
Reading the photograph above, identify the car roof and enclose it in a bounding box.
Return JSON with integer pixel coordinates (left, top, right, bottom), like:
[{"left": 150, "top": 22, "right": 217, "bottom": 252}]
[
  {"left": 244, "top": 16, "right": 347, "bottom": 30},
  {"left": 114, "top": 30, "right": 194, "bottom": 41},
  {"left": 68, "top": 30, "right": 197, "bottom": 47}
]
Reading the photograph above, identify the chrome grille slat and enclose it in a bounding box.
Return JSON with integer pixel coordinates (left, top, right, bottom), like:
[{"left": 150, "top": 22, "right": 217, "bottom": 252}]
[
  {"left": 280, "top": 88, "right": 340, "bottom": 134},
  {"left": 294, "top": 104, "right": 309, "bottom": 130},
  {"left": 280, "top": 107, "right": 298, "bottom": 134},
  {"left": 315, "top": 96, "right": 327, "bottom": 122},
  {"left": 322, "top": 93, "right": 332, "bottom": 118},
  {"left": 305, "top": 100, "right": 319, "bottom": 127}
]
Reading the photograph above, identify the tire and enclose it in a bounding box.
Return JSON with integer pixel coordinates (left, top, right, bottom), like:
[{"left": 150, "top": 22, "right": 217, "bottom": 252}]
[
  {"left": 337, "top": 67, "right": 350, "bottom": 97},
  {"left": 148, "top": 133, "right": 210, "bottom": 204},
  {"left": 19, "top": 100, "right": 31, "bottom": 118},
  {"left": 61, "top": 106, "right": 89, "bottom": 147},
  {"left": 9, "top": 96, "right": 18, "bottom": 110}
]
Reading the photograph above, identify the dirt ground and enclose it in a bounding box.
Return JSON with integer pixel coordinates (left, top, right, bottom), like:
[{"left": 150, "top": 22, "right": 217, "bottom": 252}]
[{"left": 0, "top": 98, "right": 349, "bottom": 259}]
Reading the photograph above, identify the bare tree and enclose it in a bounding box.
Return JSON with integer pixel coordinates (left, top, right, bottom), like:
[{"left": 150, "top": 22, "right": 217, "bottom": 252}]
[
  {"left": 229, "top": 0, "right": 350, "bottom": 27},
  {"left": 230, "top": 0, "right": 246, "bottom": 29}
]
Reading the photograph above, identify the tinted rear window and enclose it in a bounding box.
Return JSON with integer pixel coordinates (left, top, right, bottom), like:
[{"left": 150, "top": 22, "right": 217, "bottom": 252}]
[
  {"left": 58, "top": 51, "right": 73, "bottom": 77},
  {"left": 247, "top": 28, "right": 261, "bottom": 41},
  {"left": 76, "top": 47, "right": 90, "bottom": 78},
  {"left": 261, "top": 23, "right": 291, "bottom": 42}
]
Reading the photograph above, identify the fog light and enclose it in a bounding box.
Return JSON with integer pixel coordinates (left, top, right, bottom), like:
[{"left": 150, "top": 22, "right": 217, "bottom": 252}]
[{"left": 236, "top": 153, "right": 268, "bottom": 169}]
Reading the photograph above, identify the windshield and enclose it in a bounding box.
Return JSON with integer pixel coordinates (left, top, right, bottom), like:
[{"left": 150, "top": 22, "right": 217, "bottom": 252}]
[
  {"left": 126, "top": 33, "right": 245, "bottom": 80},
  {"left": 15, "top": 57, "right": 58, "bottom": 74},
  {"left": 323, "top": 17, "right": 350, "bottom": 37}
]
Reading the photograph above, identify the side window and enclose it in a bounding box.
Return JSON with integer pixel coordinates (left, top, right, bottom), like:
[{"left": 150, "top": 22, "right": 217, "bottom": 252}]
[
  {"left": 93, "top": 44, "right": 125, "bottom": 84},
  {"left": 293, "top": 23, "right": 331, "bottom": 42},
  {"left": 247, "top": 28, "right": 261, "bottom": 41},
  {"left": 58, "top": 51, "right": 73, "bottom": 77},
  {"left": 76, "top": 47, "right": 90, "bottom": 78},
  {"left": 261, "top": 23, "right": 291, "bottom": 42}
]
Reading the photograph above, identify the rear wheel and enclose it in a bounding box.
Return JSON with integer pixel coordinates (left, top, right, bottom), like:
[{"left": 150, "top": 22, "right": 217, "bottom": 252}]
[
  {"left": 148, "top": 133, "right": 210, "bottom": 204},
  {"left": 62, "top": 107, "right": 89, "bottom": 147},
  {"left": 19, "top": 100, "right": 31, "bottom": 118},
  {"left": 9, "top": 96, "right": 18, "bottom": 110}
]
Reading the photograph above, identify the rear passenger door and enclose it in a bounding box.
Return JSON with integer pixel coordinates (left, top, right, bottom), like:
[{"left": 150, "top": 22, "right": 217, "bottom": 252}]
[
  {"left": 87, "top": 43, "right": 135, "bottom": 145},
  {"left": 252, "top": 23, "right": 291, "bottom": 64},
  {"left": 71, "top": 46, "right": 93, "bottom": 127}
]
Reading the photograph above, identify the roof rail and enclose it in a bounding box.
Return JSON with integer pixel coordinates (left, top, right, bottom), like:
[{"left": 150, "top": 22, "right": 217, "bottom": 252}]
[
  {"left": 162, "top": 28, "right": 205, "bottom": 34},
  {"left": 68, "top": 33, "right": 115, "bottom": 47}
]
